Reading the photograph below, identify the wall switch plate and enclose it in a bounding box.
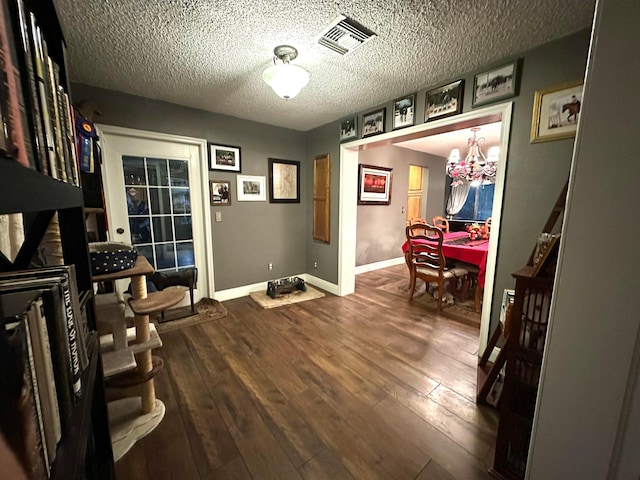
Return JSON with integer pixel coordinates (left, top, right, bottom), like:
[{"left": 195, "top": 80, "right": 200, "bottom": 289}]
[{"left": 215, "top": 211, "right": 222, "bottom": 222}]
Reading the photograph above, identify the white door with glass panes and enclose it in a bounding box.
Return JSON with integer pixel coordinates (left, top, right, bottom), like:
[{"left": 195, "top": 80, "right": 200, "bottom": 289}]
[{"left": 100, "top": 127, "right": 211, "bottom": 302}]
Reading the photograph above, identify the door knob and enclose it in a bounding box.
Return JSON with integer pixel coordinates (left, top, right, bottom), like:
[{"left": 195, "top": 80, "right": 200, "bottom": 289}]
[{"left": 116, "top": 228, "right": 125, "bottom": 234}]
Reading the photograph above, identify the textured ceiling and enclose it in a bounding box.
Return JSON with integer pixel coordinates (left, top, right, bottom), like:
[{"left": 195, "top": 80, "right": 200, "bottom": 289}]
[{"left": 53, "top": 0, "right": 595, "bottom": 132}]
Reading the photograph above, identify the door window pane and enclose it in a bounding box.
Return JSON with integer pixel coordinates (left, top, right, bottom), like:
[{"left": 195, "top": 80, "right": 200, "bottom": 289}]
[
  {"left": 149, "top": 187, "right": 171, "bottom": 215},
  {"left": 136, "top": 245, "right": 155, "bottom": 268},
  {"left": 153, "top": 216, "right": 174, "bottom": 242},
  {"left": 123, "top": 156, "right": 147, "bottom": 185},
  {"left": 176, "top": 242, "right": 194, "bottom": 267},
  {"left": 129, "top": 217, "right": 151, "bottom": 244},
  {"left": 172, "top": 188, "right": 191, "bottom": 214},
  {"left": 147, "top": 158, "right": 169, "bottom": 186},
  {"left": 169, "top": 159, "right": 189, "bottom": 187},
  {"left": 126, "top": 187, "right": 149, "bottom": 215},
  {"left": 155, "top": 243, "right": 176, "bottom": 269},
  {"left": 174, "top": 216, "right": 192, "bottom": 241}
]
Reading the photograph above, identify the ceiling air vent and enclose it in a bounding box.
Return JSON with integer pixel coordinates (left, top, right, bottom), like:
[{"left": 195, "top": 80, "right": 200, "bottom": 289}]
[{"left": 317, "top": 15, "right": 376, "bottom": 55}]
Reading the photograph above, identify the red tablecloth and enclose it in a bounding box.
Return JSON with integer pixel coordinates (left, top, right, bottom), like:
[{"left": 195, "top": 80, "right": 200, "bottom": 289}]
[{"left": 402, "top": 231, "right": 489, "bottom": 287}]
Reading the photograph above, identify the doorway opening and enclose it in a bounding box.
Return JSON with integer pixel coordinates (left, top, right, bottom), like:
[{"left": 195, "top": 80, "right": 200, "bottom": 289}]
[{"left": 338, "top": 102, "right": 513, "bottom": 352}]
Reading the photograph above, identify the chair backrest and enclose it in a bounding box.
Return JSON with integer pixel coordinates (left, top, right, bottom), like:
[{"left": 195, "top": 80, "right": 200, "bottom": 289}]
[
  {"left": 432, "top": 216, "right": 450, "bottom": 233},
  {"left": 408, "top": 217, "right": 428, "bottom": 234},
  {"left": 405, "top": 223, "right": 446, "bottom": 274}
]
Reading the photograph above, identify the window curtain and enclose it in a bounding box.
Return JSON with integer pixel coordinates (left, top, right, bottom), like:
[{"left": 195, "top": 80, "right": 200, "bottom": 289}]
[{"left": 446, "top": 182, "right": 471, "bottom": 216}]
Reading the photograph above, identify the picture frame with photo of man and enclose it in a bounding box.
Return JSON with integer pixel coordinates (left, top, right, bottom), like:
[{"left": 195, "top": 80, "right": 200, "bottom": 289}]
[
  {"left": 392, "top": 93, "right": 416, "bottom": 130},
  {"left": 340, "top": 116, "right": 358, "bottom": 142},
  {"left": 530, "top": 81, "right": 583, "bottom": 143}
]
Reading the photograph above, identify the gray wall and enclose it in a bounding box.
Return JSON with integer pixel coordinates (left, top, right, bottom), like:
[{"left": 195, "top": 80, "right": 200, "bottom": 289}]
[
  {"left": 72, "top": 84, "right": 308, "bottom": 290},
  {"left": 355, "top": 146, "right": 446, "bottom": 266},
  {"left": 529, "top": 0, "right": 640, "bottom": 476},
  {"left": 305, "top": 121, "right": 340, "bottom": 284},
  {"left": 306, "top": 29, "right": 591, "bottom": 333}
]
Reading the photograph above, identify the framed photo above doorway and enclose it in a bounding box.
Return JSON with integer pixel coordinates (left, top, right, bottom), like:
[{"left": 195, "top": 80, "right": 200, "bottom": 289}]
[
  {"left": 473, "top": 59, "right": 521, "bottom": 107},
  {"left": 362, "top": 108, "right": 386, "bottom": 138},
  {"left": 425, "top": 80, "right": 464, "bottom": 122},
  {"left": 393, "top": 93, "right": 416, "bottom": 130},
  {"left": 340, "top": 116, "right": 358, "bottom": 142}
]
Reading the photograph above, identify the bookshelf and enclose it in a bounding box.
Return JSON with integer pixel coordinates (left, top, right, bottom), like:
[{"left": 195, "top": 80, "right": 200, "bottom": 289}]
[{"left": 0, "top": 0, "right": 114, "bottom": 477}]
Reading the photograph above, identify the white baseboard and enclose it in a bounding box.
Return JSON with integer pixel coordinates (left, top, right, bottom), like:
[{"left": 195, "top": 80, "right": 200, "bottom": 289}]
[
  {"left": 212, "top": 273, "right": 340, "bottom": 302},
  {"left": 302, "top": 274, "right": 340, "bottom": 296},
  {"left": 355, "top": 256, "right": 405, "bottom": 275}
]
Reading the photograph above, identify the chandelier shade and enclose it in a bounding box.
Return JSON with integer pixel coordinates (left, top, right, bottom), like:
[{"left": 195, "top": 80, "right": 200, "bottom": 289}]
[
  {"left": 262, "top": 45, "right": 310, "bottom": 100},
  {"left": 446, "top": 127, "right": 498, "bottom": 187}
]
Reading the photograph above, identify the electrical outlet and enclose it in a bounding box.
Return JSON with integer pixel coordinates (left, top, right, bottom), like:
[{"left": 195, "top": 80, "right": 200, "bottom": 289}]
[
  {"left": 314, "top": 261, "right": 318, "bottom": 268},
  {"left": 268, "top": 262, "right": 273, "bottom": 270},
  {"left": 215, "top": 211, "right": 222, "bottom": 222}
]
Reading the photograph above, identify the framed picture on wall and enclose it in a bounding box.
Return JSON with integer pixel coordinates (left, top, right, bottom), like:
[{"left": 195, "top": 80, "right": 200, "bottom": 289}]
[
  {"left": 472, "top": 59, "right": 521, "bottom": 107},
  {"left": 208, "top": 143, "right": 241, "bottom": 172},
  {"left": 393, "top": 93, "right": 416, "bottom": 130},
  {"left": 209, "top": 180, "right": 231, "bottom": 205},
  {"left": 268, "top": 158, "right": 300, "bottom": 203},
  {"left": 362, "top": 108, "right": 386, "bottom": 138},
  {"left": 425, "top": 80, "right": 464, "bottom": 122},
  {"left": 357, "top": 164, "right": 393, "bottom": 205},
  {"left": 340, "top": 116, "right": 358, "bottom": 142},
  {"left": 236, "top": 175, "right": 266, "bottom": 201},
  {"left": 530, "top": 81, "right": 584, "bottom": 143}
]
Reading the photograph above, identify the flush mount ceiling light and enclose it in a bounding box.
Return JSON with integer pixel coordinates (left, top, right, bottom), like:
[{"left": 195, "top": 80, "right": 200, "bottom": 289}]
[{"left": 262, "top": 45, "right": 310, "bottom": 100}]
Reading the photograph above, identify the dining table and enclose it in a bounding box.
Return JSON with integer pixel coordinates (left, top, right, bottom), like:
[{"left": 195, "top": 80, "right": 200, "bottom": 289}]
[{"left": 401, "top": 231, "right": 490, "bottom": 287}]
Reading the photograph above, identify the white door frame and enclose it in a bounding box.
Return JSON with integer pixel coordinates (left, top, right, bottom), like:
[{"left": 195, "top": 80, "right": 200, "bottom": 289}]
[
  {"left": 97, "top": 125, "right": 215, "bottom": 297},
  {"left": 339, "top": 102, "right": 513, "bottom": 353}
]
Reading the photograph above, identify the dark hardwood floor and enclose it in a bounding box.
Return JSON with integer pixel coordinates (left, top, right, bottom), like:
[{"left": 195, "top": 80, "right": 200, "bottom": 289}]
[{"left": 113, "top": 264, "right": 497, "bottom": 479}]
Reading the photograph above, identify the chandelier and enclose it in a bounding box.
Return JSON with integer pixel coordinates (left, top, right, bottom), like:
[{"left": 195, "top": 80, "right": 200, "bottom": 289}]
[
  {"left": 446, "top": 127, "right": 499, "bottom": 187},
  {"left": 262, "top": 45, "right": 310, "bottom": 100}
]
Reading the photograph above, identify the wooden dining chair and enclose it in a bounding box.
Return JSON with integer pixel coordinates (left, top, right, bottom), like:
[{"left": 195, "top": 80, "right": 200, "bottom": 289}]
[
  {"left": 432, "top": 216, "right": 450, "bottom": 233},
  {"left": 405, "top": 223, "right": 468, "bottom": 311},
  {"left": 408, "top": 217, "right": 428, "bottom": 235}
]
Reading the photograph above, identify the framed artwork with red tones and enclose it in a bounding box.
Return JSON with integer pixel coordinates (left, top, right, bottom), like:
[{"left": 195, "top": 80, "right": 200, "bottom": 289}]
[{"left": 357, "top": 164, "right": 392, "bottom": 205}]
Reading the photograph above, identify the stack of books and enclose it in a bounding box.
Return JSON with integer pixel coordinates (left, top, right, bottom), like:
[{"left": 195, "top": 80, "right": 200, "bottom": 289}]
[{"left": 0, "top": 265, "right": 92, "bottom": 478}]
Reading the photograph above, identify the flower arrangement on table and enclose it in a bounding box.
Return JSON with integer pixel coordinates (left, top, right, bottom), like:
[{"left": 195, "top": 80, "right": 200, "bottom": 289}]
[{"left": 466, "top": 223, "right": 490, "bottom": 240}]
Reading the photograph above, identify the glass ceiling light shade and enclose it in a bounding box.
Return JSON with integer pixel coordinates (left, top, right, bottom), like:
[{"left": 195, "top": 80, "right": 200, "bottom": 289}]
[
  {"left": 446, "top": 127, "right": 499, "bottom": 187},
  {"left": 262, "top": 45, "right": 310, "bottom": 100}
]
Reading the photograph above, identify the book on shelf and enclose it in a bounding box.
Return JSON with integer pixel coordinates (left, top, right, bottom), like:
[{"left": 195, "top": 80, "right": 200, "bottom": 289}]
[
  {"left": 0, "top": 265, "right": 92, "bottom": 403},
  {"left": 25, "top": 296, "right": 60, "bottom": 465},
  {"left": 28, "top": 12, "right": 56, "bottom": 180},
  {"left": 14, "top": 0, "right": 49, "bottom": 176},
  {"left": 2, "top": 292, "right": 51, "bottom": 477},
  {"left": 0, "top": 0, "right": 33, "bottom": 169}
]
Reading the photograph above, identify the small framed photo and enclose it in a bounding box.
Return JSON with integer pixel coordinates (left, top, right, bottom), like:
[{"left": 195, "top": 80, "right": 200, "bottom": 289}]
[
  {"left": 340, "top": 116, "right": 358, "bottom": 142},
  {"left": 362, "top": 108, "right": 386, "bottom": 138},
  {"left": 530, "top": 81, "right": 583, "bottom": 143},
  {"left": 393, "top": 93, "right": 416, "bottom": 130},
  {"left": 208, "top": 143, "right": 241, "bottom": 172},
  {"left": 425, "top": 80, "right": 464, "bottom": 122},
  {"left": 473, "top": 60, "right": 520, "bottom": 107},
  {"left": 357, "top": 164, "right": 392, "bottom": 205},
  {"left": 268, "top": 158, "right": 300, "bottom": 203},
  {"left": 209, "top": 180, "right": 231, "bottom": 206},
  {"left": 236, "top": 175, "right": 266, "bottom": 201},
  {"left": 532, "top": 233, "right": 561, "bottom": 276}
]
